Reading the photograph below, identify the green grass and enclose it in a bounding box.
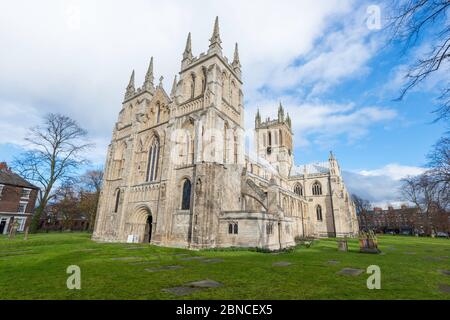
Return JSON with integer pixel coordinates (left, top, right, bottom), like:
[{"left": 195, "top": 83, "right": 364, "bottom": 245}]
[{"left": 0, "top": 232, "right": 449, "bottom": 300}]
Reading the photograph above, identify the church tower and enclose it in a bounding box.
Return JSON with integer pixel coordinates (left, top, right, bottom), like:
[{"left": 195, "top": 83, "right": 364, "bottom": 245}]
[
  {"left": 171, "top": 16, "right": 244, "bottom": 164},
  {"left": 255, "top": 103, "right": 293, "bottom": 177}
]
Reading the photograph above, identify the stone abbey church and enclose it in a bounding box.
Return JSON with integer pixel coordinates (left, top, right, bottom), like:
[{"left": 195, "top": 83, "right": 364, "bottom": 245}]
[{"left": 93, "top": 18, "right": 359, "bottom": 250}]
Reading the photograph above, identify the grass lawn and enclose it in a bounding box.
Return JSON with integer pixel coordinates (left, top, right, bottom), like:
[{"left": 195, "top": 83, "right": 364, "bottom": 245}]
[{"left": 0, "top": 232, "right": 449, "bottom": 300}]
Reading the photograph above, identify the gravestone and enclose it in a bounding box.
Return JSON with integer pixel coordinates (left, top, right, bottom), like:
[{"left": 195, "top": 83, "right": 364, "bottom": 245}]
[
  {"left": 438, "top": 284, "right": 450, "bottom": 294},
  {"left": 438, "top": 269, "right": 450, "bottom": 276},
  {"left": 359, "top": 231, "right": 381, "bottom": 254},
  {"left": 337, "top": 239, "right": 348, "bottom": 252},
  {"left": 180, "top": 256, "right": 205, "bottom": 261},
  {"left": 145, "top": 265, "right": 183, "bottom": 272},
  {"left": 162, "top": 286, "right": 200, "bottom": 296},
  {"left": 272, "top": 261, "right": 292, "bottom": 267},
  {"left": 327, "top": 260, "right": 340, "bottom": 265},
  {"left": 186, "top": 279, "right": 223, "bottom": 288},
  {"left": 24, "top": 227, "right": 29, "bottom": 240},
  {"left": 202, "top": 258, "right": 224, "bottom": 264},
  {"left": 337, "top": 268, "right": 364, "bottom": 276}
]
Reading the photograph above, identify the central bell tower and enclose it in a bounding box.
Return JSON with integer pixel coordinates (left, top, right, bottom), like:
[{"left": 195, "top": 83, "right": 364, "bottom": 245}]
[{"left": 255, "top": 103, "right": 293, "bottom": 177}]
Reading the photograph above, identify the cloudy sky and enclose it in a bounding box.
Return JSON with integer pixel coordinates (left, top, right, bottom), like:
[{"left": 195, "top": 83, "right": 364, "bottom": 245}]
[{"left": 0, "top": 0, "right": 447, "bottom": 207}]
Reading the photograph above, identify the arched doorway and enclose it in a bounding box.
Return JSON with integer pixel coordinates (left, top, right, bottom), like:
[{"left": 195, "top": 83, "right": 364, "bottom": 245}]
[
  {"left": 144, "top": 215, "right": 153, "bottom": 243},
  {"left": 127, "top": 206, "right": 153, "bottom": 243}
]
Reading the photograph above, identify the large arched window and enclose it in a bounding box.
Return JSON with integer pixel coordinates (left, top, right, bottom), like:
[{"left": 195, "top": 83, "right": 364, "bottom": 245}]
[
  {"left": 294, "top": 183, "right": 303, "bottom": 196},
  {"left": 312, "top": 181, "right": 322, "bottom": 195},
  {"left": 114, "top": 189, "right": 120, "bottom": 213},
  {"left": 146, "top": 136, "right": 160, "bottom": 182},
  {"left": 181, "top": 179, "right": 192, "bottom": 210},
  {"left": 268, "top": 132, "right": 272, "bottom": 146},
  {"left": 316, "top": 205, "right": 323, "bottom": 221}
]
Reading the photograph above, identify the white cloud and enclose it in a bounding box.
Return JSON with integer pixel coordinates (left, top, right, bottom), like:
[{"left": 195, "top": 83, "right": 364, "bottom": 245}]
[
  {"left": 343, "top": 164, "right": 426, "bottom": 208},
  {"left": 357, "top": 163, "right": 426, "bottom": 180},
  {"left": 244, "top": 98, "right": 397, "bottom": 151}
]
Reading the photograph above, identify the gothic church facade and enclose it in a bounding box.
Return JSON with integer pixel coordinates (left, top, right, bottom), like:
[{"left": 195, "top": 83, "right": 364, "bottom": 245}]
[{"left": 92, "top": 18, "right": 359, "bottom": 250}]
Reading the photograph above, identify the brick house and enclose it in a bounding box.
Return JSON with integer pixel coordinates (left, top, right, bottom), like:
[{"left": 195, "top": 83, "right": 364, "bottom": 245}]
[
  {"left": 359, "top": 205, "right": 450, "bottom": 235},
  {"left": 0, "top": 162, "right": 39, "bottom": 234}
]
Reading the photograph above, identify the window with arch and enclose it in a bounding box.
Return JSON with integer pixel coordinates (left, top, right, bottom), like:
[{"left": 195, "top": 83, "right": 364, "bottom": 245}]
[
  {"left": 201, "top": 67, "right": 207, "bottom": 93},
  {"left": 316, "top": 205, "right": 323, "bottom": 221},
  {"left": 114, "top": 189, "right": 121, "bottom": 213},
  {"left": 156, "top": 102, "right": 161, "bottom": 123},
  {"left": 228, "top": 222, "right": 238, "bottom": 234},
  {"left": 146, "top": 136, "right": 160, "bottom": 182},
  {"left": 294, "top": 183, "right": 303, "bottom": 196},
  {"left": 190, "top": 73, "right": 196, "bottom": 98},
  {"left": 268, "top": 131, "right": 272, "bottom": 146},
  {"left": 233, "top": 134, "right": 238, "bottom": 164},
  {"left": 266, "top": 222, "right": 274, "bottom": 235},
  {"left": 181, "top": 179, "right": 192, "bottom": 210},
  {"left": 223, "top": 123, "right": 229, "bottom": 163},
  {"left": 279, "top": 129, "right": 283, "bottom": 145},
  {"left": 312, "top": 181, "right": 322, "bottom": 195}
]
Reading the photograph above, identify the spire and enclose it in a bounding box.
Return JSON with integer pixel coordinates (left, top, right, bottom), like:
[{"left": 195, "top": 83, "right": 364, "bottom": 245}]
[
  {"left": 278, "top": 102, "right": 285, "bottom": 122},
  {"left": 208, "top": 16, "right": 222, "bottom": 55},
  {"left": 232, "top": 43, "right": 241, "bottom": 67},
  {"left": 329, "top": 151, "right": 335, "bottom": 161},
  {"left": 183, "top": 32, "right": 193, "bottom": 61},
  {"left": 170, "top": 75, "right": 178, "bottom": 98},
  {"left": 124, "top": 70, "right": 135, "bottom": 99},
  {"left": 286, "top": 112, "right": 291, "bottom": 129},
  {"left": 143, "top": 57, "right": 154, "bottom": 92},
  {"left": 255, "top": 108, "right": 261, "bottom": 128}
]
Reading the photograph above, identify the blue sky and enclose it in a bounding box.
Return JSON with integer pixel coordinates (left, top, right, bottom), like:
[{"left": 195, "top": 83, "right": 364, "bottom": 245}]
[{"left": 0, "top": 0, "right": 447, "bottom": 207}]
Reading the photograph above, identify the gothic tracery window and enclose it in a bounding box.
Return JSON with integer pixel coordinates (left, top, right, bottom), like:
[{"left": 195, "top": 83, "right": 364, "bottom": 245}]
[
  {"left": 312, "top": 182, "right": 322, "bottom": 195},
  {"left": 316, "top": 205, "right": 323, "bottom": 221},
  {"left": 146, "top": 136, "right": 160, "bottom": 182},
  {"left": 294, "top": 183, "right": 303, "bottom": 196},
  {"left": 181, "top": 179, "right": 192, "bottom": 210}
]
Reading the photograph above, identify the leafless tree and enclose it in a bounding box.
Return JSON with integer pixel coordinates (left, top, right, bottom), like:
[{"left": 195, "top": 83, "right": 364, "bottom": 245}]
[
  {"left": 387, "top": 1, "right": 450, "bottom": 121},
  {"left": 13, "top": 113, "right": 92, "bottom": 232},
  {"left": 401, "top": 173, "right": 449, "bottom": 233},
  {"left": 51, "top": 184, "right": 80, "bottom": 231},
  {"left": 351, "top": 194, "right": 372, "bottom": 230},
  {"left": 79, "top": 169, "right": 103, "bottom": 231}
]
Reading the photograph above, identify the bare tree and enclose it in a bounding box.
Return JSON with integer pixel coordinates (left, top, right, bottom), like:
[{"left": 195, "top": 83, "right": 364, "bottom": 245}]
[
  {"left": 51, "top": 184, "right": 80, "bottom": 231},
  {"left": 401, "top": 173, "right": 449, "bottom": 233},
  {"left": 13, "top": 113, "right": 92, "bottom": 233},
  {"left": 387, "top": 1, "right": 450, "bottom": 121},
  {"left": 79, "top": 169, "right": 103, "bottom": 231},
  {"left": 351, "top": 194, "right": 372, "bottom": 230}
]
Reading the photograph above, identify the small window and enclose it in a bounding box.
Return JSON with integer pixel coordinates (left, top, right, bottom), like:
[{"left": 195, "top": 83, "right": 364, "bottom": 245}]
[
  {"left": 181, "top": 179, "right": 192, "bottom": 210},
  {"left": 20, "top": 188, "right": 31, "bottom": 199},
  {"left": 18, "top": 202, "right": 27, "bottom": 213},
  {"left": 266, "top": 223, "right": 273, "bottom": 235},
  {"left": 0, "top": 184, "right": 4, "bottom": 195},
  {"left": 316, "top": 205, "right": 323, "bottom": 221},
  {"left": 114, "top": 189, "right": 120, "bottom": 213},
  {"left": 228, "top": 222, "right": 238, "bottom": 234}
]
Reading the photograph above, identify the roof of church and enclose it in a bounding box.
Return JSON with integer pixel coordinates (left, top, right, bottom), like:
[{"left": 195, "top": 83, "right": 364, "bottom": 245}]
[
  {"left": 290, "top": 162, "right": 330, "bottom": 177},
  {"left": 246, "top": 151, "right": 279, "bottom": 175}
]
